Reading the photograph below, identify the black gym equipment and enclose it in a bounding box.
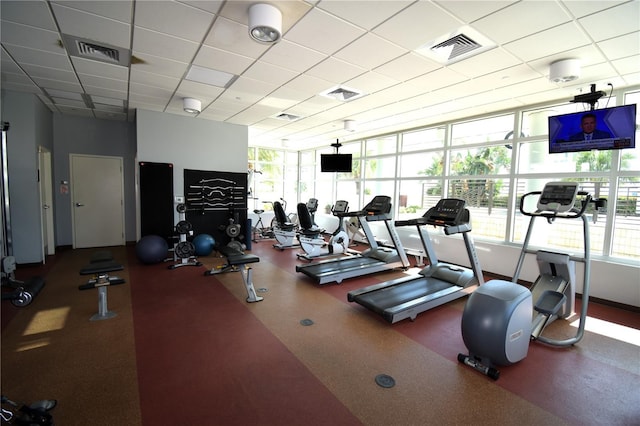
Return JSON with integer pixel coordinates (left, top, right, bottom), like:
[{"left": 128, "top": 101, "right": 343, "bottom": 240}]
[
  {"left": 347, "top": 198, "right": 484, "bottom": 323},
  {"left": 168, "top": 203, "right": 202, "bottom": 269},
  {"left": 458, "top": 182, "right": 604, "bottom": 380},
  {"left": 1, "top": 395, "right": 56, "bottom": 426},
  {"left": 1, "top": 256, "right": 45, "bottom": 307},
  {"left": 295, "top": 195, "right": 410, "bottom": 285},
  {"left": 272, "top": 199, "right": 300, "bottom": 250},
  {"left": 78, "top": 251, "right": 126, "bottom": 321},
  {"left": 204, "top": 245, "right": 263, "bottom": 303}
]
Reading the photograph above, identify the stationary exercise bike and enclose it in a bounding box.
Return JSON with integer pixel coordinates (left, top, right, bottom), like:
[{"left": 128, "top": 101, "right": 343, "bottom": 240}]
[
  {"left": 297, "top": 200, "right": 350, "bottom": 261},
  {"left": 458, "top": 182, "right": 605, "bottom": 380},
  {"left": 272, "top": 198, "right": 300, "bottom": 250}
]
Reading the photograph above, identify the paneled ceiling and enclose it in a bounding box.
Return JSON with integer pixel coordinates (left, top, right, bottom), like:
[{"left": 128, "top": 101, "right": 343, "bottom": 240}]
[{"left": 1, "top": 0, "right": 639, "bottom": 150}]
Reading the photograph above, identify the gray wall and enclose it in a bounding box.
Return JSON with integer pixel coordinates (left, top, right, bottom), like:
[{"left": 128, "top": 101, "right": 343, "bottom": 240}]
[
  {"left": 52, "top": 113, "right": 137, "bottom": 246},
  {"left": 1, "top": 90, "right": 53, "bottom": 263}
]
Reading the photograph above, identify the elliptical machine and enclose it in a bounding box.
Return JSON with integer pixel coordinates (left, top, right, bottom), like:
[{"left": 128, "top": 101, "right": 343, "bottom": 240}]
[
  {"left": 458, "top": 181, "right": 605, "bottom": 380},
  {"left": 297, "top": 200, "right": 350, "bottom": 261}
]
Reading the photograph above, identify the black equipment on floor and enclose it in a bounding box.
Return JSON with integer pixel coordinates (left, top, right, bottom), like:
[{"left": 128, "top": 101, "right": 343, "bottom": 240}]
[
  {"left": 168, "top": 203, "right": 202, "bottom": 269},
  {"left": 1, "top": 256, "right": 45, "bottom": 307},
  {"left": 1, "top": 395, "right": 56, "bottom": 426},
  {"left": 78, "top": 251, "right": 126, "bottom": 321},
  {"left": 204, "top": 245, "right": 263, "bottom": 303},
  {"left": 347, "top": 198, "right": 484, "bottom": 323},
  {"left": 295, "top": 195, "right": 410, "bottom": 285}
]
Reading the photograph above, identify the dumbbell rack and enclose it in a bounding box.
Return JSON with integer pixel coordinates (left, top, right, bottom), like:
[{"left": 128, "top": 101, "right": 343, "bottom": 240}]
[{"left": 168, "top": 203, "right": 202, "bottom": 269}]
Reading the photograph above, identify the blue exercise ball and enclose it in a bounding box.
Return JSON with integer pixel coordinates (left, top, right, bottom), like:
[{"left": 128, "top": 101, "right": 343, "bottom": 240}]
[
  {"left": 136, "top": 235, "right": 169, "bottom": 264},
  {"left": 193, "top": 233, "right": 216, "bottom": 256}
]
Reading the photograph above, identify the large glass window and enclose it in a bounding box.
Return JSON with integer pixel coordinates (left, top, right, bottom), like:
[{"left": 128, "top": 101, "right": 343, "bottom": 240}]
[{"left": 250, "top": 86, "right": 640, "bottom": 263}]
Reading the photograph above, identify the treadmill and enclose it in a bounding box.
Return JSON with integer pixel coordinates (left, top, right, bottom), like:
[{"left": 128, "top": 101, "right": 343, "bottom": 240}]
[
  {"left": 295, "top": 195, "right": 410, "bottom": 285},
  {"left": 347, "top": 198, "right": 484, "bottom": 323}
]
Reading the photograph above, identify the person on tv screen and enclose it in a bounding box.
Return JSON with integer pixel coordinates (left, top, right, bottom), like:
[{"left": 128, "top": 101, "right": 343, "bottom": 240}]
[{"left": 569, "top": 113, "right": 613, "bottom": 141}]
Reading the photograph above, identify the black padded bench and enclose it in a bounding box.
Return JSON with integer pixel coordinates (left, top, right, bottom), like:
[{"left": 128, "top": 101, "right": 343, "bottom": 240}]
[
  {"left": 204, "top": 246, "right": 263, "bottom": 303},
  {"left": 78, "top": 252, "right": 126, "bottom": 321}
]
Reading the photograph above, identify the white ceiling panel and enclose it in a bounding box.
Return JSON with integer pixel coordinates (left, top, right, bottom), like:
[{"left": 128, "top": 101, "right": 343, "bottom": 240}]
[{"left": 1, "top": 0, "right": 637, "bottom": 149}]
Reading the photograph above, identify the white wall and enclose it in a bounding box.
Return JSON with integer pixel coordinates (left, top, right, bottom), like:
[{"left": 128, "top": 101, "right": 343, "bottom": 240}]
[{"left": 136, "top": 109, "right": 248, "bottom": 202}]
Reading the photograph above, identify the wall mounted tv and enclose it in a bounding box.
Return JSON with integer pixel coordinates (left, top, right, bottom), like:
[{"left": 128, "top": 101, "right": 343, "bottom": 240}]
[
  {"left": 321, "top": 153, "right": 352, "bottom": 172},
  {"left": 548, "top": 103, "right": 636, "bottom": 154}
]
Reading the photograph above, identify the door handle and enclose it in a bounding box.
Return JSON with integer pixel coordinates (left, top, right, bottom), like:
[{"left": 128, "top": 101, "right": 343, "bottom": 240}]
[
  {"left": 43, "top": 204, "right": 50, "bottom": 209},
  {"left": 75, "top": 203, "right": 84, "bottom": 207}
]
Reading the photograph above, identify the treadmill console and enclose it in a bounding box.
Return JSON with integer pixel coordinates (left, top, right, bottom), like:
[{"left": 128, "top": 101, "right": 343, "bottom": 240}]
[
  {"left": 537, "top": 182, "right": 579, "bottom": 213},
  {"left": 424, "top": 198, "right": 467, "bottom": 226},
  {"left": 363, "top": 195, "right": 392, "bottom": 221}
]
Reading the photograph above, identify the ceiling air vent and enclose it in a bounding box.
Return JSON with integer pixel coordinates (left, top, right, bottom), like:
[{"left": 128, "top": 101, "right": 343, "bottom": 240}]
[
  {"left": 61, "top": 34, "right": 131, "bottom": 67},
  {"left": 320, "top": 85, "right": 365, "bottom": 102},
  {"left": 415, "top": 26, "right": 496, "bottom": 65},
  {"left": 274, "top": 113, "right": 301, "bottom": 121},
  {"left": 432, "top": 34, "right": 481, "bottom": 61}
]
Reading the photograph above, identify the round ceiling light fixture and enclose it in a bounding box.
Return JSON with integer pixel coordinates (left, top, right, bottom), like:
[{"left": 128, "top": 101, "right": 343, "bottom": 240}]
[
  {"left": 549, "top": 58, "right": 581, "bottom": 83},
  {"left": 249, "top": 3, "right": 282, "bottom": 44},
  {"left": 183, "top": 98, "right": 201, "bottom": 114}
]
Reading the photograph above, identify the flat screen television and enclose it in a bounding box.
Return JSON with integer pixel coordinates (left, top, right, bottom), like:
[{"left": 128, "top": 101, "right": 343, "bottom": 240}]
[
  {"left": 548, "top": 104, "right": 636, "bottom": 154},
  {"left": 321, "top": 153, "right": 352, "bottom": 172}
]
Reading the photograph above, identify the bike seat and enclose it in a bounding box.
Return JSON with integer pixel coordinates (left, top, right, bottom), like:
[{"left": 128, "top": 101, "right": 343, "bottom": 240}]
[{"left": 254, "top": 209, "right": 264, "bottom": 214}]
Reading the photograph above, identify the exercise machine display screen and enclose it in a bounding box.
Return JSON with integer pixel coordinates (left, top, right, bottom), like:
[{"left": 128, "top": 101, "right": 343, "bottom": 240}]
[
  {"left": 425, "top": 198, "right": 466, "bottom": 226},
  {"left": 537, "top": 182, "right": 579, "bottom": 213}
]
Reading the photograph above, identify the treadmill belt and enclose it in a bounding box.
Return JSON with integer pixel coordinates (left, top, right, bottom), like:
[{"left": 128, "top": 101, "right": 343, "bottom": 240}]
[
  {"left": 298, "top": 257, "right": 381, "bottom": 278},
  {"left": 353, "top": 278, "right": 454, "bottom": 313}
]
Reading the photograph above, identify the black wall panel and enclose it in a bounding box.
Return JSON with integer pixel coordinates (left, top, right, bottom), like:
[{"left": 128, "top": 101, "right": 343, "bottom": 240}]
[{"left": 139, "top": 161, "right": 174, "bottom": 241}]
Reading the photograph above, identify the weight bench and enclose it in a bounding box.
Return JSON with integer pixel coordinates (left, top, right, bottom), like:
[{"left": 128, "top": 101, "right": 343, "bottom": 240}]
[
  {"left": 204, "top": 246, "right": 263, "bottom": 303},
  {"left": 78, "top": 251, "right": 126, "bottom": 321}
]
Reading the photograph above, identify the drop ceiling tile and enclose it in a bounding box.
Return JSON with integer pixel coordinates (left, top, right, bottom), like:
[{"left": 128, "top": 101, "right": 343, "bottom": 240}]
[
  {"left": 51, "top": 3, "right": 131, "bottom": 48},
  {"left": 22, "top": 64, "right": 77, "bottom": 83},
  {"left": 597, "top": 32, "right": 640, "bottom": 61},
  {"left": 334, "top": 33, "right": 407, "bottom": 71},
  {"left": 3, "top": 45, "right": 72, "bottom": 71},
  {"left": 1, "top": 0, "right": 58, "bottom": 30},
  {"left": 374, "top": 53, "right": 441, "bottom": 82},
  {"left": 52, "top": 0, "right": 133, "bottom": 23},
  {"left": 1, "top": 21, "right": 62, "bottom": 53},
  {"left": 242, "top": 61, "right": 298, "bottom": 87},
  {"left": 345, "top": 71, "right": 400, "bottom": 95},
  {"left": 35, "top": 78, "right": 82, "bottom": 93},
  {"left": 135, "top": 1, "right": 214, "bottom": 42},
  {"left": 612, "top": 55, "right": 640, "bottom": 75},
  {"left": 192, "top": 45, "right": 254, "bottom": 75},
  {"left": 175, "top": 79, "right": 225, "bottom": 100},
  {"left": 78, "top": 74, "right": 127, "bottom": 92},
  {"left": 434, "top": 0, "right": 517, "bottom": 23},
  {"left": 372, "top": 1, "right": 464, "bottom": 50},
  {"left": 226, "top": 76, "right": 278, "bottom": 101},
  {"left": 260, "top": 40, "right": 326, "bottom": 73},
  {"left": 285, "top": 8, "right": 365, "bottom": 55},
  {"left": 72, "top": 56, "right": 129, "bottom": 80},
  {"left": 407, "top": 67, "right": 469, "bottom": 92},
  {"left": 448, "top": 47, "right": 520, "bottom": 78},
  {"left": 83, "top": 86, "right": 127, "bottom": 100},
  {"left": 129, "top": 81, "right": 175, "bottom": 99},
  {"left": 178, "top": 0, "right": 224, "bottom": 15},
  {"left": 133, "top": 27, "right": 200, "bottom": 63},
  {"left": 130, "top": 69, "right": 180, "bottom": 90},
  {"left": 283, "top": 74, "right": 334, "bottom": 98},
  {"left": 578, "top": 1, "right": 640, "bottom": 42},
  {"left": 317, "top": 1, "right": 413, "bottom": 30},
  {"left": 203, "top": 17, "right": 268, "bottom": 59},
  {"left": 503, "top": 22, "right": 590, "bottom": 63},
  {"left": 305, "top": 57, "right": 365, "bottom": 85},
  {"left": 472, "top": 1, "right": 572, "bottom": 45},
  {"left": 129, "top": 53, "right": 189, "bottom": 78}
]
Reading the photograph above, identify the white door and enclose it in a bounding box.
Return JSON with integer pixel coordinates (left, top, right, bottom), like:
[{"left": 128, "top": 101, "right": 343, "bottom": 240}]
[
  {"left": 38, "top": 147, "right": 55, "bottom": 257},
  {"left": 71, "top": 154, "right": 125, "bottom": 248}
]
